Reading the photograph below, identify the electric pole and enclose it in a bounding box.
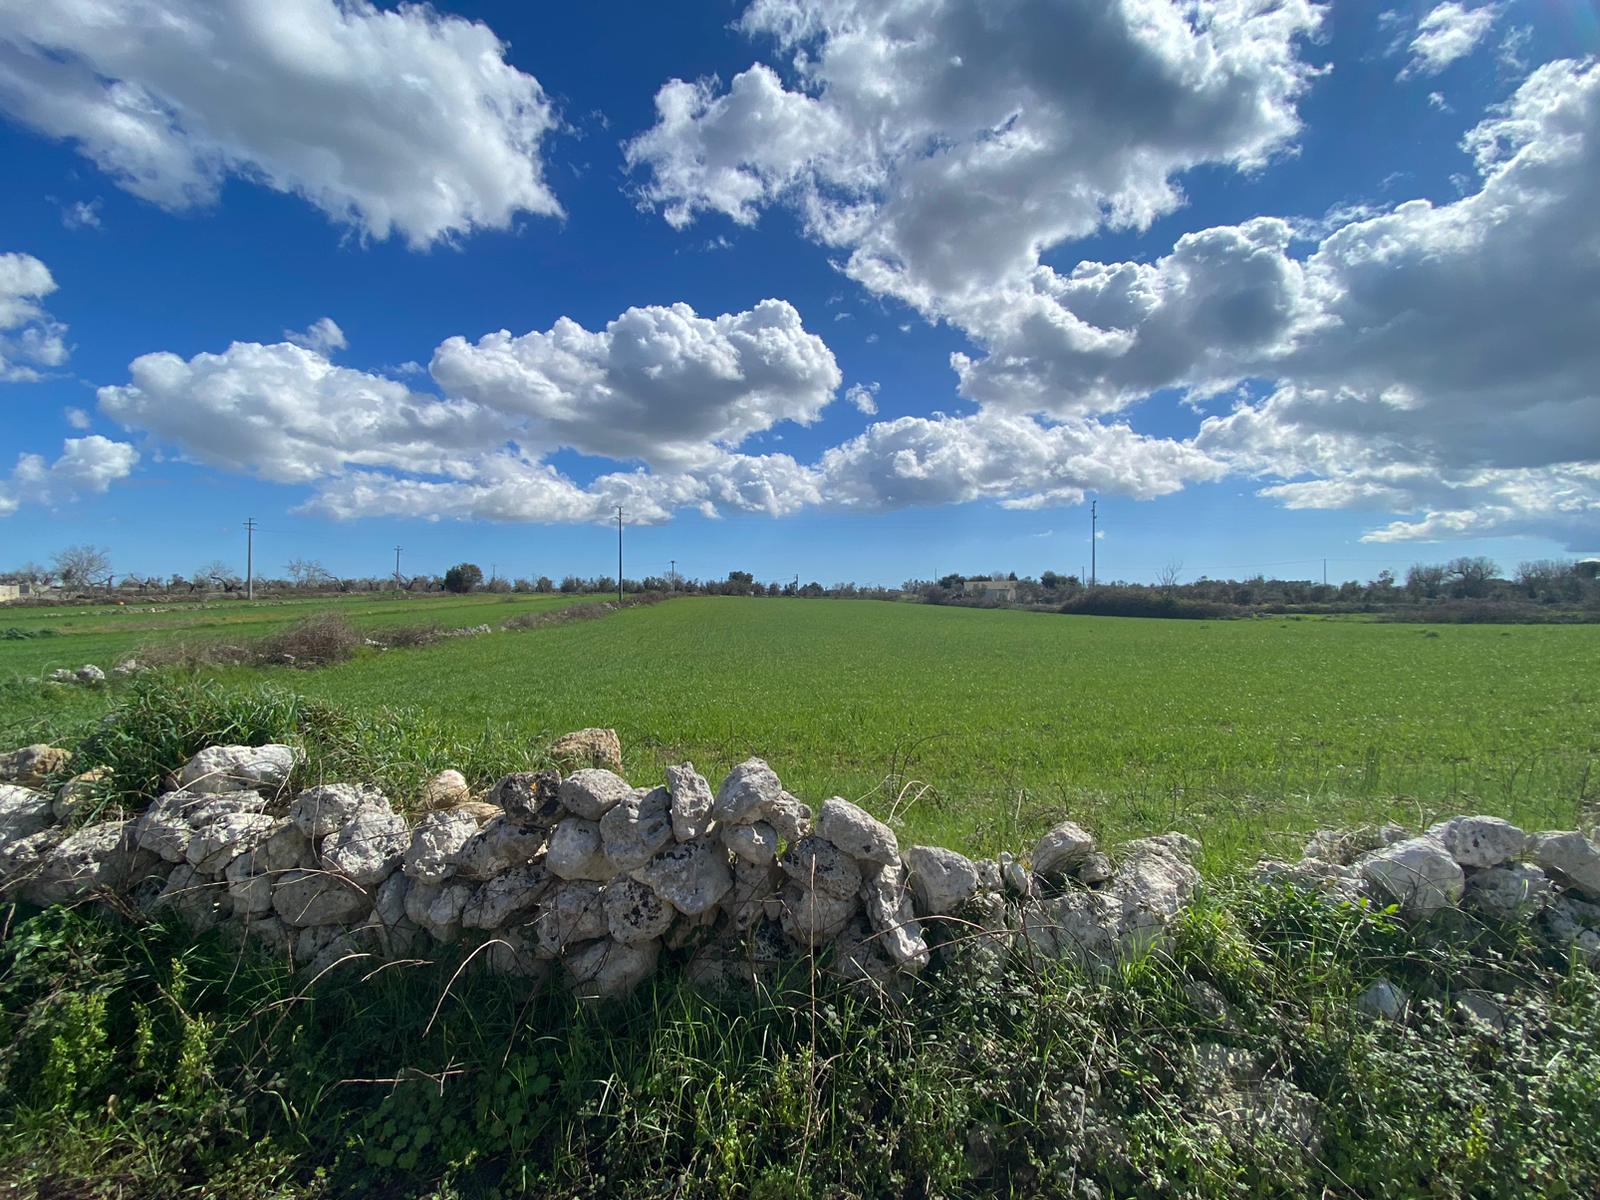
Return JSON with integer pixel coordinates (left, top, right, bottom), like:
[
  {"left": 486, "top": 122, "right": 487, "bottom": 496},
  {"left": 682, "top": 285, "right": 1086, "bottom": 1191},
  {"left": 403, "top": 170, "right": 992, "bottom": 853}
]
[
  {"left": 243, "top": 517, "right": 256, "bottom": 600},
  {"left": 670, "top": 558, "right": 676, "bottom": 591},
  {"left": 1090, "top": 500, "right": 1097, "bottom": 589},
  {"left": 394, "top": 546, "right": 403, "bottom": 591},
  {"left": 616, "top": 506, "right": 625, "bottom": 605}
]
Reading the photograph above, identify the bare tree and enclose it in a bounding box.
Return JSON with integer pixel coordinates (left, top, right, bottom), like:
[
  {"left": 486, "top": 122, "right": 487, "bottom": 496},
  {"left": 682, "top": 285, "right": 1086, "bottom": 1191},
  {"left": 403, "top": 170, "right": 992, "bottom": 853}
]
[
  {"left": 285, "top": 557, "right": 334, "bottom": 589},
  {"left": 1445, "top": 555, "right": 1498, "bottom": 599},
  {"left": 1157, "top": 560, "right": 1184, "bottom": 592},
  {"left": 53, "top": 544, "right": 111, "bottom": 589},
  {"left": 198, "top": 560, "right": 242, "bottom": 591}
]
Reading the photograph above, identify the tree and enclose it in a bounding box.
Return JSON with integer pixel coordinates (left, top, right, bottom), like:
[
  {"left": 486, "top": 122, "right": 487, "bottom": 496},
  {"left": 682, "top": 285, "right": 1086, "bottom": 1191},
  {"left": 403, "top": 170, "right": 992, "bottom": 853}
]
[
  {"left": 53, "top": 544, "right": 110, "bottom": 589},
  {"left": 725, "top": 570, "right": 755, "bottom": 596},
  {"left": 285, "top": 557, "right": 334, "bottom": 589},
  {"left": 1444, "top": 555, "right": 1498, "bottom": 599},
  {"left": 1405, "top": 563, "right": 1445, "bottom": 600},
  {"left": 443, "top": 562, "right": 484, "bottom": 594}
]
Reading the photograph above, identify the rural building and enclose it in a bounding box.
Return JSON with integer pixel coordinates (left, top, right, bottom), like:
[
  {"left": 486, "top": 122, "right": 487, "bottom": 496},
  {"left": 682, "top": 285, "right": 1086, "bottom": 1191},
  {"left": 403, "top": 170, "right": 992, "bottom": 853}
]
[
  {"left": 1578, "top": 559, "right": 1600, "bottom": 580},
  {"left": 963, "top": 577, "right": 1019, "bottom": 603},
  {"left": 0, "top": 584, "right": 18, "bottom": 604}
]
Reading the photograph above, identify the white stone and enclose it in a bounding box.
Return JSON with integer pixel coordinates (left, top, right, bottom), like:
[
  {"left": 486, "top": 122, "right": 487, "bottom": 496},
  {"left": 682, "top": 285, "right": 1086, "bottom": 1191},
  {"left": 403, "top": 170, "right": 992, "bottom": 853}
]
[
  {"left": 225, "top": 856, "right": 276, "bottom": 916},
  {"left": 860, "top": 860, "right": 929, "bottom": 971},
  {"left": 1357, "top": 978, "right": 1408, "bottom": 1020},
  {"left": 723, "top": 821, "right": 778, "bottom": 865},
  {"left": 403, "top": 878, "right": 472, "bottom": 942},
  {"left": 1425, "top": 816, "right": 1528, "bottom": 869},
  {"left": 320, "top": 807, "right": 410, "bottom": 885},
  {"left": 565, "top": 937, "right": 659, "bottom": 999},
  {"left": 765, "top": 792, "right": 813, "bottom": 843},
  {"left": 289, "top": 783, "right": 387, "bottom": 839},
  {"left": 27, "top": 820, "right": 148, "bottom": 904},
  {"left": 1115, "top": 840, "right": 1201, "bottom": 946},
  {"left": 1021, "top": 891, "right": 1122, "bottom": 964},
  {"left": 603, "top": 877, "right": 675, "bottom": 944},
  {"left": 461, "top": 862, "right": 551, "bottom": 929},
  {"left": 1031, "top": 820, "right": 1097, "bottom": 879},
  {"left": 180, "top": 744, "right": 300, "bottom": 796},
  {"left": 374, "top": 871, "right": 411, "bottom": 927},
  {"left": 557, "top": 769, "right": 633, "bottom": 821},
  {"left": 1359, "top": 837, "right": 1465, "bottom": 919},
  {"left": 1465, "top": 863, "right": 1552, "bottom": 921},
  {"left": 451, "top": 815, "right": 546, "bottom": 881},
  {"left": 665, "top": 762, "right": 716, "bottom": 841},
  {"left": 403, "top": 809, "right": 479, "bottom": 884},
  {"left": 0, "top": 783, "right": 53, "bottom": 848},
  {"left": 421, "top": 769, "right": 470, "bottom": 809},
  {"left": 721, "top": 858, "right": 782, "bottom": 932},
  {"left": 630, "top": 836, "right": 733, "bottom": 916},
  {"left": 272, "top": 869, "right": 372, "bottom": 927},
  {"left": 53, "top": 770, "right": 109, "bottom": 823},
  {"left": 534, "top": 881, "right": 607, "bottom": 955},
  {"left": 76, "top": 664, "right": 107, "bottom": 685},
  {"left": 546, "top": 818, "right": 615, "bottom": 881},
  {"left": 151, "top": 864, "right": 231, "bottom": 930},
  {"left": 779, "top": 835, "right": 862, "bottom": 899},
  {"left": 779, "top": 880, "right": 857, "bottom": 946},
  {"left": 712, "top": 758, "right": 783, "bottom": 826},
  {"left": 186, "top": 812, "right": 277, "bottom": 875},
  {"left": 0, "top": 828, "right": 64, "bottom": 890},
  {"left": 904, "top": 845, "right": 979, "bottom": 916},
  {"left": 815, "top": 797, "right": 899, "bottom": 865},
  {"left": 1533, "top": 831, "right": 1600, "bottom": 899},
  {"left": 599, "top": 787, "right": 674, "bottom": 871}
]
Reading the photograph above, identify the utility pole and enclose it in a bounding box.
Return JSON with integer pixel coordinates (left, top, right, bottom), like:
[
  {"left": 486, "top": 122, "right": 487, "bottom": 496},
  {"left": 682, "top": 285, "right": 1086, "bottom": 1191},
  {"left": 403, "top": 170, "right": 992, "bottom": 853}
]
[
  {"left": 1090, "top": 500, "right": 1097, "bottom": 589},
  {"left": 616, "top": 506, "right": 625, "bottom": 605},
  {"left": 394, "top": 546, "right": 403, "bottom": 591},
  {"left": 243, "top": 517, "right": 256, "bottom": 601},
  {"left": 1323, "top": 558, "right": 1328, "bottom": 587},
  {"left": 669, "top": 558, "right": 676, "bottom": 591}
]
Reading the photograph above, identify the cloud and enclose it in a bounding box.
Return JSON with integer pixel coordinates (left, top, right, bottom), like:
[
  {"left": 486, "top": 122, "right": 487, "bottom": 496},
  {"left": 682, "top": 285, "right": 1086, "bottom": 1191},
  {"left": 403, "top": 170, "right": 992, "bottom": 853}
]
[
  {"left": 0, "top": 435, "right": 138, "bottom": 516},
  {"left": 0, "top": 0, "right": 561, "bottom": 248},
  {"left": 1400, "top": 4, "right": 1497, "bottom": 79},
  {"left": 283, "top": 317, "right": 347, "bottom": 355},
  {"left": 429, "top": 298, "right": 841, "bottom": 467},
  {"left": 59, "top": 198, "right": 101, "bottom": 229},
  {"left": 845, "top": 382, "right": 878, "bottom": 415},
  {"left": 0, "top": 251, "right": 69, "bottom": 381},
  {"left": 626, "top": 0, "right": 1322, "bottom": 316},
  {"left": 64, "top": 406, "right": 90, "bottom": 430}
]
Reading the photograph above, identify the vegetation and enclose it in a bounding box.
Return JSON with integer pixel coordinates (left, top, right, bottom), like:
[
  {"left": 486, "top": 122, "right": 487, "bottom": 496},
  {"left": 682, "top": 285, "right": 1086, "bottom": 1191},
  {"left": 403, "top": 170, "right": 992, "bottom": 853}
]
[{"left": 443, "top": 563, "right": 485, "bottom": 594}]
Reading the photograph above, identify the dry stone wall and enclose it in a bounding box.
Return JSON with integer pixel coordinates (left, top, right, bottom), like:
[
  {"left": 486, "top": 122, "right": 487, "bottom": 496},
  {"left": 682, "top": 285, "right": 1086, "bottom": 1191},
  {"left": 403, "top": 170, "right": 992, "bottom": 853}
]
[{"left": 2, "top": 734, "right": 1598, "bottom": 1002}]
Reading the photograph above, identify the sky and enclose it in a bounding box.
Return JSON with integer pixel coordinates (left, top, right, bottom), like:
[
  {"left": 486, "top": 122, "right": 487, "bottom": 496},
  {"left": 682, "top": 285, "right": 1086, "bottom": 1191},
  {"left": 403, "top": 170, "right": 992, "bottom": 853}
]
[{"left": 1, "top": 0, "right": 1598, "bottom": 589}]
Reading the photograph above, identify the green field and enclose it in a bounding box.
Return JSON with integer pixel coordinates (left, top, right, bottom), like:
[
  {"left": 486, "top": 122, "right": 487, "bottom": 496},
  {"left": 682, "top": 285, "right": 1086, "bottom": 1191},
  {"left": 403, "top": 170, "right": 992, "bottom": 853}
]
[{"left": 3, "top": 595, "right": 1594, "bottom": 869}]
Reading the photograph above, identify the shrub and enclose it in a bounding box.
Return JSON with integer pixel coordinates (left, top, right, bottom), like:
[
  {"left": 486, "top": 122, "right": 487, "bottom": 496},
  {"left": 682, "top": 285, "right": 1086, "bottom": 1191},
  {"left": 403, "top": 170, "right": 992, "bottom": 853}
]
[
  {"left": 1060, "top": 587, "right": 1242, "bottom": 620},
  {"left": 443, "top": 563, "right": 483, "bottom": 594},
  {"left": 254, "top": 614, "right": 360, "bottom": 666},
  {"left": 374, "top": 622, "right": 443, "bottom": 648}
]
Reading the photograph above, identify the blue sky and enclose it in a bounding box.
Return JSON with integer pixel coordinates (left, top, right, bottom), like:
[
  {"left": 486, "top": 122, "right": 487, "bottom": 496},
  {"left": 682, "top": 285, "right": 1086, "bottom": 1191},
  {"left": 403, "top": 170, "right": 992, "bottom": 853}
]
[{"left": 1, "top": 0, "right": 1597, "bottom": 587}]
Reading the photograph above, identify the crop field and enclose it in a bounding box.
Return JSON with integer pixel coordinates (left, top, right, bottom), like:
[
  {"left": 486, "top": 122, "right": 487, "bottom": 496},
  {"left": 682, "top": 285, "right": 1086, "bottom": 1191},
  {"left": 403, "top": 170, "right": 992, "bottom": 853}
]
[{"left": 2, "top": 595, "right": 1594, "bottom": 870}]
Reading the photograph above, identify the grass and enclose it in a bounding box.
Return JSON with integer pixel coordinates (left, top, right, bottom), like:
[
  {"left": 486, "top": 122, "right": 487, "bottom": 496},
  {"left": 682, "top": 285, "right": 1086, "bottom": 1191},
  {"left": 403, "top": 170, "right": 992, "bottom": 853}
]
[{"left": 3, "top": 596, "right": 1596, "bottom": 871}]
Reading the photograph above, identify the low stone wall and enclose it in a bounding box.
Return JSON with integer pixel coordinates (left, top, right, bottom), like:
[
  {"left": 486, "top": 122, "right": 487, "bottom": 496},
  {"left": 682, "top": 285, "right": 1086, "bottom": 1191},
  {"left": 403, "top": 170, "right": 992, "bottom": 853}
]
[{"left": 1, "top": 735, "right": 1597, "bottom": 1001}]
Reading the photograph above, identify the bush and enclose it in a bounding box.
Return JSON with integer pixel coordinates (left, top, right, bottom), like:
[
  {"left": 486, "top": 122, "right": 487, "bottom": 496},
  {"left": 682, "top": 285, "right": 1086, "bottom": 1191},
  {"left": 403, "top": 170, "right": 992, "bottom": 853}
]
[
  {"left": 1060, "top": 587, "right": 1243, "bottom": 620},
  {"left": 374, "top": 622, "right": 443, "bottom": 648},
  {"left": 254, "top": 614, "right": 360, "bottom": 666},
  {"left": 443, "top": 563, "right": 483, "bottom": 594}
]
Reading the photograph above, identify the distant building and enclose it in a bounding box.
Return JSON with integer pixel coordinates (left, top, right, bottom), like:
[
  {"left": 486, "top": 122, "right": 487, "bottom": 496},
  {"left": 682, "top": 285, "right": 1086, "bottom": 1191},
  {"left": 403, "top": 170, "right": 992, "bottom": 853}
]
[
  {"left": 0, "top": 584, "right": 18, "bottom": 603},
  {"left": 963, "top": 577, "right": 1019, "bottom": 603},
  {"left": 1577, "top": 560, "right": 1600, "bottom": 581}
]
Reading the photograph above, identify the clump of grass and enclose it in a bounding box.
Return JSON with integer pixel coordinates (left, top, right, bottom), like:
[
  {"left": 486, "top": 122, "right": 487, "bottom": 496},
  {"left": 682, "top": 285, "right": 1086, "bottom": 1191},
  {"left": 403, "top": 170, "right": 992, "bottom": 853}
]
[
  {"left": 372, "top": 622, "right": 444, "bottom": 649},
  {"left": 134, "top": 614, "right": 361, "bottom": 672}
]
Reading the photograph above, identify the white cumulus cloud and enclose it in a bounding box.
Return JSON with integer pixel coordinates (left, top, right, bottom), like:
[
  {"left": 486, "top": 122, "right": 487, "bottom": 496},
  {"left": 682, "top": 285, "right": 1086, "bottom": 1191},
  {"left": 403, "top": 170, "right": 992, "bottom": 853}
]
[
  {"left": 1401, "top": 3, "right": 1497, "bottom": 79},
  {"left": 0, "top": 0, "right": 562, "bottom": 248},
  {"left": 0, "top": 435, "right": 138, "bottom": 516},
  {"left": 0, "top": 251, "right": 69, "bottom": 382},
  {"left": 284, "top": 317, "right": 347, "bottom": 355}
]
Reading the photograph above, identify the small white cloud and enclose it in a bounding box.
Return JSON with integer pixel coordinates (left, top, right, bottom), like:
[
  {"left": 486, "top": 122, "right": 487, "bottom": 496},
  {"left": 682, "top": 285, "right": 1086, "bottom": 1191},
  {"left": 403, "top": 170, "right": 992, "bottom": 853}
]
[
  {"left": 1400, "top": 4, "right": 1497, "bottom": 79},
  {"left": 64, "top": 406, "right": 90, "bottom": 429},
  {"left": 1428, "top": 91, "right": 1451, "bottom": 112},
  {"left": 283, "top": 317, "right": 347, "bottom": 355},
  {"left": 0, "top": 434, "right": 137, "bottom": 515},
  {"left": 60, "top": 198, "right": 102, "bottom": 230},
  {"left": 0, "top": 251, "right": 69, "bottom": 382},
  {"left": 846, "top": 382, "right": 879, "bottom": 415}
]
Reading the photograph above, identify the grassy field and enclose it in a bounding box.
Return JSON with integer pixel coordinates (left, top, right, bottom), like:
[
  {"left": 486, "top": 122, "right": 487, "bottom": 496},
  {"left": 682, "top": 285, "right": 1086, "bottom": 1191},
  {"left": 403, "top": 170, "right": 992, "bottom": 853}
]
[{"left": 3, "top": 595, "right": 1595, "bottom": 870}]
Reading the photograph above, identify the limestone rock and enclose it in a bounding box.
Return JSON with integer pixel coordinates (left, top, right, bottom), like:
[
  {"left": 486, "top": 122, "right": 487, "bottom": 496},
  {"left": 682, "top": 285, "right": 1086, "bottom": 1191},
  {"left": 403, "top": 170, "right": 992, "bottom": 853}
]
[
  {"left": 1078, "top": 852, "right": 1115, "bottom": 885},
  {"left": 272, "top": 869, "right": 372, "bottom": 927},
  {"left": 0, "top": 744, "right": 72, "bottom": 787},
  {"left": 289, "top": 783, "right": 387, "bottom": 839},
  {"left": 1356, "top": 978, "right": 1408, "bottom": 1021},
  {"left": 404, "top": 809, "right": 479, "bottom": 884},
  {"left": 765, "top": 792, "right": 813, "bottom": 844},
  {"left": 1022, "top": 890, "right": 1122, "bottom": 964},
  {"left": 779, "top": 835, "right": 862, "bottom": 900},
  {"left": 1533, "top": 831, "right": 1600, "bottom": 899},
  {"left": 1426, "top": 816, "right": 1528, "bottom": 869},
  {"left": 374, "top": 871, "right": 411, "bottom": 928},
  {"left": 28, "top": 820, "right": 148, "bottom": 904},
  {"left": 860, "top": 860, "right": 929, "bottom": 971},
  {"left": 999, "top": 852, "right": 1031, "bottom": 899},
  {"left": 1256, "top": 856, "right": 1366, "bottom": 904},
  {"left": 480, "top": 928, "right": 550, "bottom": 981},
  {"left": 816, "top": 797, "right": 898, "bottom": 866},
  {"left": 631, "top": 836, "right": 733, "bottom": 916},
  {"left": 451, "top": 815, "right": 546, "bottom": 881},
  {"left": 665, "top": 762, "right": 715, "bottom": 842},
  {"left": 1031, "top": 819, "right": 1097, "bottom": 881},
  {"left": 224, "top": 851, "right": 275, "bottom": 916},
  {"left": 180, "top": 744, "right": 300, "bottom": 796},
  {"left": 420, "top": 769, "right": 471, "bottom": 810},
  {"left": 565, "top": 937, "right": 659, "bottom": 999},
  {"left": 319, "top": 807, "right": 410, "bottom": 885},
  {"left": 724, "top": 820, "right": 778, "bottom": 865},
  {"left": 599, "top": 786, "right": 674, "bottom": 871},
  {"left": 151, "top": 864, "right": 231, "bottom": 930},
  {"left": 778, "top": 880, "right": 857, "bottom": 946},
  {"left": 0, "top": 783, "right": 54, "bottom": 848},
  {"left": 829, "top": 918, "right": 898, "bottom": 986},
  {"left": 76, "top": 664, "right": 107, "bottom": 685},
  {"left": 603, "top": 877, "right": 675, "bottom": 944},
  {"left": 549, "top": 728, "right": 623, "bottom": 774},
  {"left": 403, "top": 878, "right": 473, "bottom": 942},
  {"left": 461, "top": 862, "right": 551, "bottom": 929},
  {"left": 1115, "top": 839, "right": 1201, "bottom": 948},
  {"left": 489, "top": 769, "right": 562, "bottom": 825},
  {"left": 1303, "top": 824, "right": 1408, "bottom": 866},
  {"left": 558, "top": 769, "right": 633, "bottom": 821},
  {"left": 53, "top": 768, "right": 111, "bottom": 823},
  {"left": 903, "top": 845, "right": 979, "bottom": 918},
  {"left": 722, "top": 858, "right": 783, "bottom": 931},
  {"left": 0, "top": 827, "right": 65, "bottom": 890},
  {"left": 546, "top": 818, "right": 614, "bottom": 881},
  {"left": 712, "top": 758, "right": 783, "bottom": 826},
  {"left": 534, "top": 881, "right": 607, "bottom": 956},
  {"left": 186, "top": 812, "right": 278, "bottom": 875},
  {"left": 1465, "top": 863, "right": 1552, "bottom": 921},
  {"left": 1359, "top": 837, "right": 1465, "bottom": 919}
]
